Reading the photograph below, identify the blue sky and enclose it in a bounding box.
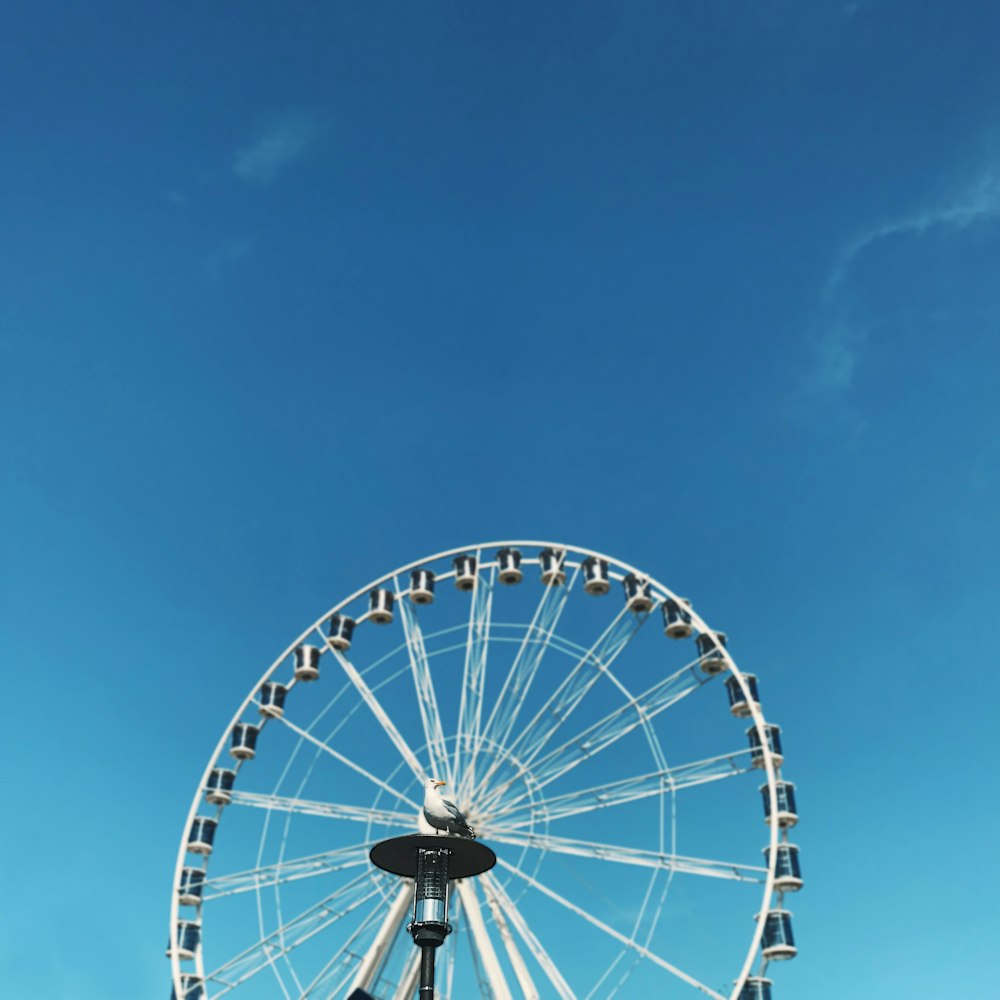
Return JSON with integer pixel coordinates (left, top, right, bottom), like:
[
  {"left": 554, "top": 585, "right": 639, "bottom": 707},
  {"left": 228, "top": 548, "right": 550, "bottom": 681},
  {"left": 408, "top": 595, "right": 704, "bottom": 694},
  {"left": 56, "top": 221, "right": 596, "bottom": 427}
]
[{"left": 2, "top": 2, "right": 999, "bottom": 997}]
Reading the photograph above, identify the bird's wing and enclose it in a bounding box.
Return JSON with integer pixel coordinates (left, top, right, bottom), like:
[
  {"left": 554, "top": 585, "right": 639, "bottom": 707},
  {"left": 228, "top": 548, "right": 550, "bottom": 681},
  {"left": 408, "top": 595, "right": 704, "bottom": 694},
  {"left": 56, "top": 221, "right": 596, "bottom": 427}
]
[{"left": 438, "top": 797, "right": 466, "bottom": 820}]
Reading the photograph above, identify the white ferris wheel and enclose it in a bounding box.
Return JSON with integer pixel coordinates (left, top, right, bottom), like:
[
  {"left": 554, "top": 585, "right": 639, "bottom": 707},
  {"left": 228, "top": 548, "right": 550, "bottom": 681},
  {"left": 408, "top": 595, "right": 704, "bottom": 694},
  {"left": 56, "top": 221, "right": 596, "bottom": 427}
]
[{"left": 169, "top": 542, "right": 802, "bottom": 1000}]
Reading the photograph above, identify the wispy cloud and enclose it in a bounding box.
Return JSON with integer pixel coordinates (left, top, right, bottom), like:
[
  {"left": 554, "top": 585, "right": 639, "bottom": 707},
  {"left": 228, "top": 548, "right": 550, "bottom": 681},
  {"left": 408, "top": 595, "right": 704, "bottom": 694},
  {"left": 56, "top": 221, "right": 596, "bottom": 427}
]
[
  {"left": 233, "top": 112, "right": 323, "bottom": 185},
  {"left": 808, "top": 316, "right": 866, "bottom": 392},
  {"left": 825, "top": 163, "right": 1000, "bottom": 301},
  {"left": 805, "top": 159, "right": 1000, "bottom": 394}
]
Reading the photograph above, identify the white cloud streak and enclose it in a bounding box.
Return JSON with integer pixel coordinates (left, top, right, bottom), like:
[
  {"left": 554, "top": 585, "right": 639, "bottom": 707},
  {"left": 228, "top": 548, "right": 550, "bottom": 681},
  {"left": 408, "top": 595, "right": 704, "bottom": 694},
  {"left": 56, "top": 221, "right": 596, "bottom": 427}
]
[
  {"left": 808, "top": 317, "right": 865, "bottom": 392},
  {"left": 807, "top": 160, "right": 1000, "bottom": 393},
  {"left": 233, "top": 112, "right": 323, "bottom": 185},
  {"left": 826, "top": 163, "right": 1000, "bottom": 301}
]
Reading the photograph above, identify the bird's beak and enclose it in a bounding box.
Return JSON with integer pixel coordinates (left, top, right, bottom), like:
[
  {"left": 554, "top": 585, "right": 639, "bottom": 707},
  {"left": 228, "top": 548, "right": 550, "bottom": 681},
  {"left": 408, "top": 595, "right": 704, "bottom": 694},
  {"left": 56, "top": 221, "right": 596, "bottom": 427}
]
[{"left": 435, "top": 780, "right": 446, "bottom": 787}]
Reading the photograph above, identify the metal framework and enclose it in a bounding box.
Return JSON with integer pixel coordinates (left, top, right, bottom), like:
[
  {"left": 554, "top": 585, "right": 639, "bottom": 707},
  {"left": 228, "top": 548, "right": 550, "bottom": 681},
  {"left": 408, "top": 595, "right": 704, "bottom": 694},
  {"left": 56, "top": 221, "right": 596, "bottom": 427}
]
[{"left": 170, "top": 542, "right": 797, "bottom": 1000}]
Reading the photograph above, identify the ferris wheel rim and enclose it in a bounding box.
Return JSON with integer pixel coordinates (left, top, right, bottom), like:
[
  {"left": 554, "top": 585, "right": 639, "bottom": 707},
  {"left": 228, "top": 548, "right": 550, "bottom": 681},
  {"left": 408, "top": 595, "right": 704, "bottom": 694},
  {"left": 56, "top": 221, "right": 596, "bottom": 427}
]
[{"left": 171, "top": 540, "right": 788, "bottom": 1000}]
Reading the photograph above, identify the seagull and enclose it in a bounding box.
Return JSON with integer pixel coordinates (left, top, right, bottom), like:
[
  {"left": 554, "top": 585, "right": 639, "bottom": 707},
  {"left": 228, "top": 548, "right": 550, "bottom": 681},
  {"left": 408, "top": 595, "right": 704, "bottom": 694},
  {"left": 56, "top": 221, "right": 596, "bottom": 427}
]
[{"left": 422, "top": 779, "right": 476, "bottom": 839}]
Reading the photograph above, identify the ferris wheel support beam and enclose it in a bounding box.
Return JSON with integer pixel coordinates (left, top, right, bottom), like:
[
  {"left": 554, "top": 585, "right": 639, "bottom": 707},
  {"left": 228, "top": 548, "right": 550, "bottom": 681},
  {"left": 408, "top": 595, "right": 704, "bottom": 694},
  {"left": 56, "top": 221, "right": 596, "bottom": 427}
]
[
  {"left": 498, "top": 603, "right": 643, "bottom": 780},
  {"left": 497, "top": 858, "right": 725, "bottom": 1000},
  {"left": 201, "top": 843, "right": 370, "bottom": 899},
  {"left": 482, "top": 878, "right": 540, "bottom": 999},
  {"left": 204, "top": 874, "right": 381, "bottom": 994},
  {"left": 476, "top": 650, "right": 705, "bottom": 815},
  {"left": 276, "top": 714, "right": 420, "bottom": 808},
  {"left": 392, "top": 949, "right": 423, "bottom": 1000},
  {"left": 454, "top": 559, "right": 495, "bottom": 799},
  {"left": 481, "top": 872, "right": 577, "bottom": 1000},
  {"left": 455, "top": 880, "right": 514, "bottom": 1000},
  {"left": 397, "top": 597, "right": 452, "bottom": 783},
  {"left": 535, "top": 653, "right": 702, "bottom": 769},
  {"left": 481, "top": 829, "right": 765, "bottom": 882},
  {"left": 321, "top": 639, "right": 427, "bottom": 783},
  {"left": 484, "top": 653, "right": 710, "bottom": 815},
  {"left": 300, "top": 894, "right": 390, "bottom": 998},
  {"left": 473, "top": 595, "right": 637, "bottom": 803},
  {"left": 226, "top": 789, "right": 414, "bottom": 829},
  {"left": 348, "top": 881, "right": 413, "bottom": 995},
  {"left": 488, "top": 750, "right": 752, "bottom": 828},
  {"left": 476, "top": 566, "right": 578, "bottom": 768}
]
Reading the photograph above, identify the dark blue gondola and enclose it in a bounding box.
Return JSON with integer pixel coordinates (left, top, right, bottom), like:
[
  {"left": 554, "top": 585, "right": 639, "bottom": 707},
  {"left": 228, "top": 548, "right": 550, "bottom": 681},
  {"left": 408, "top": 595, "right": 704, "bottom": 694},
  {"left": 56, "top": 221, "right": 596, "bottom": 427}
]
[
  {"left": 327, "top": 615, "right": 355, "bottom": 652},
  {"left": 178, "top": 867, "right": 205, "bottom": 906},
  {"left": 539, "top": 547, "right": 566, "bottom": 586},
  {"left": 497, "top": 547, "right": 523, "bottom": 585},
  {"left": 747, "top": 723, "right": 783, "bottom": 769},
  {"left": 453, "top": 554, "right": 477, "bottom": 591},
  {"left": 765, "top": 843, "right": 803, "bottom": 892},
  {"left": 761, "top": 780, "right": 798, "bottom": 828},
  {"left": 187, "top": 817, "right": 218, "bottom": 855},
  {"left": 622, "top": 573, "right": 654, "bottom": 612},
  {"left": 368, "top": 588, "right": 394, "bottom": 624},
  {"left": 230, "top": 722, "right": 260, "bottom": 761},
  {"left": 171, "top": 974, "right": 204, "bottom": 1000},
  {"left": 165, "top": 920, "right": 200, "bottom": 960},
  {"left": 410, "top": 568, "right": 435, "bottom": 605},
  {"left": 761, "top": 908, "right": 796, "bottom": 960},
  {"left": 661, "top": 597, "right": 693, "bottom": 639},
  {"left": 205, "top": 767, "right": 235, "bottom": 806},
  {"left": 738, "top": 976, "right": 773, "bottom": 1000},
  {"left": 582, "top": 556, "right": 610, "bottom": 595},
  {"left": 259, "top": 682, "right": 287, "bottom": 719},
  {"left": 295, "top": 643, "right": 322, "bottom": 679},
  {"left": 696, "top": 630, "right": 729, "bottom": 673},
  {"left": 725, "top": 673, "right": 760, "bottom": 718}
]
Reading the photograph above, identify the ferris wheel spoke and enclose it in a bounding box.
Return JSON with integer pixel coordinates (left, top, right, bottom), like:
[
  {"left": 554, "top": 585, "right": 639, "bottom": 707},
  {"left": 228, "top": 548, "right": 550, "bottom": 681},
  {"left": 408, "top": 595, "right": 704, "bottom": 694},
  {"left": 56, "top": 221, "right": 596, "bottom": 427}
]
[
  {"left": 474, "top": 566, "right": 581, "bottom": 791},
  {"left": 201, "top": 843, "right": 370, "bottom": 899},
  {"left": 482, "top": 830, "right": 765, "bottom": 883},
  {"left": 454, "top": 560, "right": 495, "bottom": 799},
  {"left": 456, "top": 880, "right": 514, "bottom": 1000},
  {"left": 396, "top": 595, "right": 452, "bottom": 783},
  {"left": 496, "top": 859, "right": 726, "bottom": 1000},
  {"left": 203, "top": 872, "right": 382, "bottom": 994},
  {"left": 480, "top": 876, "right": 540, "bottom": 999},
  {"left": 474, "top": 604, "right": 646, "bottom": 811},
  {"left": 227, "top": 789, "right": 415, "bottom": 830},
  {"left": 492, "top": 653, "right": 711, "bottom": 810},
  {"left": 346, "top": 882, "right": 413, "bottom": 997},
  {"left": 316, "top": 631, "right": 427, "bottom": 783},
  {"left": 276, "top": 714, "right": 420, "bottom": 809},
  {"left": 481, "top": 871, "right": 577, "bottom": 1000},
  {"left": 488, "top": 750, "right": 753, "bottom": 828},
  {"left": 297, "top": 892, "right": 391, "bottom": 999},
  {"left": 392, "top": 951, "right": 422, "bottom": 1000}
]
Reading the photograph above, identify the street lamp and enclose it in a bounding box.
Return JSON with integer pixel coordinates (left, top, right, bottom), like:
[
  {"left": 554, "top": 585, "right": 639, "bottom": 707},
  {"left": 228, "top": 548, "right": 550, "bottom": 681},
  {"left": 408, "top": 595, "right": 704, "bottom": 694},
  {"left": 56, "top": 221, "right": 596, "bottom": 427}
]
[{"left": 370, "top": 834, "right": 496, "bottom": 999}]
